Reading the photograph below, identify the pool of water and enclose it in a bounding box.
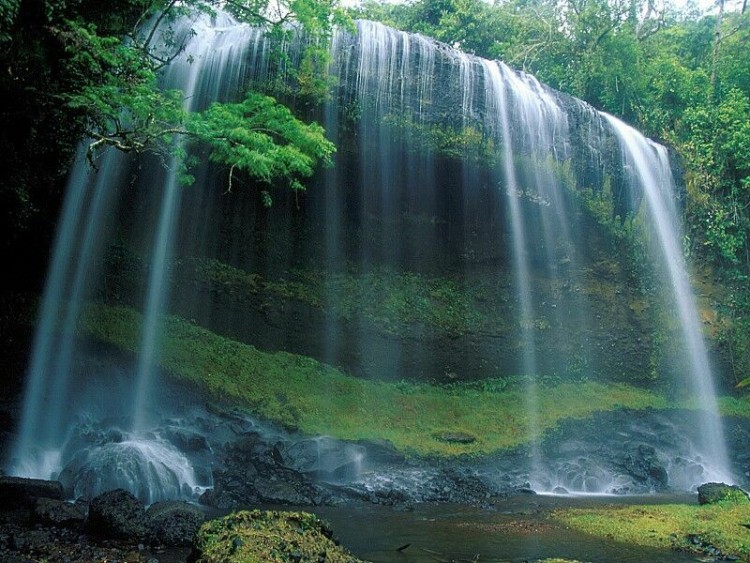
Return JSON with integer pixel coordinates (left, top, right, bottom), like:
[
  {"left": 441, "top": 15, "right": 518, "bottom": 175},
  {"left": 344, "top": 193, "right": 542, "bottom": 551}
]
[{"left": 302, "top": 494, "right": 707, "bottom": 562}]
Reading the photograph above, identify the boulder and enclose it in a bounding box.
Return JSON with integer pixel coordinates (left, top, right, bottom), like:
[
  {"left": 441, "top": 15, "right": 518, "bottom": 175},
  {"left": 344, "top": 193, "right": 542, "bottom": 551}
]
[
  {"left": 33, "top": 498, "right": 87, "bottom": 528},
  {"left": 615, "top": 443, "right": 669, "bottom": 490},
  {"left": 146, "top": 500, "right": 206, "bottom": 546},
  {"left": 87, "top": 489, "right": 148, "bottom": 540},
  {"left": 356, "top": 438, "right": 405, "bottom": 464},
  {"left": 163, "top": 427, "right": 210, "bottom": 453},
  {"left": 193, "top": 510, "right": 365, "bottom": 563},
  {"left": 697, "top": 482, "right": 749, "bottom": 505},
  {"left": 433, "top": 431, "right": 477, "bottom": 444},
  {"left": 0, "top": 476, "right": 63, "bottom": 509}
]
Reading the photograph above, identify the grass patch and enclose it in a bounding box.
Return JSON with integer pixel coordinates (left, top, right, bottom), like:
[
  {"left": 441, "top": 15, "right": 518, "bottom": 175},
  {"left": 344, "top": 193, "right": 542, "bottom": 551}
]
[
  {"left": 718, "top": 395, "right": 750, "bottom": 418},
  {"left": 552, "top": 502, "right": 750, "bottom": 560},
  {"left": 83, "top": 304, "right": 682, "bottom": 456}
]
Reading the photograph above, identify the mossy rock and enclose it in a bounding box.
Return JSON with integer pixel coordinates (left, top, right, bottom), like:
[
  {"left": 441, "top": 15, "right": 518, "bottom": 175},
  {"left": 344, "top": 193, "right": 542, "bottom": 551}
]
[
  {"left": 193, "top": 510, "right": 366, "bottom": 562},
  {"left": 433, "top": 431, "right": 476, "bottom": 444},
  {"left": 697, "top": 482, "right": 749, "bottom": 505}
]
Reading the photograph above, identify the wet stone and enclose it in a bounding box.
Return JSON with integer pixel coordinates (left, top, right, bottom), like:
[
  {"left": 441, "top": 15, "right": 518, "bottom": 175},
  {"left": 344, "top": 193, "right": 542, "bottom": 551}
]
[{"left": 34, "top": 498, "right": 86, "bottom": 528}]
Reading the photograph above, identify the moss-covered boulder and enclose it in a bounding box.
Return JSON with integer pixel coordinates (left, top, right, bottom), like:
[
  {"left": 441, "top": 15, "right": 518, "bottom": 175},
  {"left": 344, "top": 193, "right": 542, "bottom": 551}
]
[
  {"left": 697, "top": 482, "right": 749, "bottom": 505},
  {"left": 193, "top": 510, "right": 366, "bottom": 562}
]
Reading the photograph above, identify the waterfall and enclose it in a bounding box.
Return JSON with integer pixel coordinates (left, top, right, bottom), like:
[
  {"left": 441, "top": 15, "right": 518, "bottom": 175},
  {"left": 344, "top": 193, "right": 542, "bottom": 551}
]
[
  {"left": 604, "top": 114, "right": 731, "bottom": 483},
  {"left": 6, "top": 14, "right": 731, "bottom": 500},
  {"left": 7, "top": 13, "right": 259, "bottom": 502}
]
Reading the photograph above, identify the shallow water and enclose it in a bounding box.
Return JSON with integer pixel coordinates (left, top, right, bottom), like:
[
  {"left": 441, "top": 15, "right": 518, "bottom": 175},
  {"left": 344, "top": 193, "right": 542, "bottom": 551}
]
[{"left": 302, "top": 495, "right": 707, "bottom": 562}]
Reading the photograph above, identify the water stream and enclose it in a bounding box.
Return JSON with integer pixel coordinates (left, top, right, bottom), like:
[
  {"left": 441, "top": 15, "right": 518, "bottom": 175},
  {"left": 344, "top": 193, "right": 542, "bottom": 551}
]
[{"left": 288, "top": 496, "right": 706, "bottom": 563}]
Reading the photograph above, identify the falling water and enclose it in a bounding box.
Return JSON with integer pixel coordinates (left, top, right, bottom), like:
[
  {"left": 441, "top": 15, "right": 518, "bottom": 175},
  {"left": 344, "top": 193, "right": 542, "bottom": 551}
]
[
  {"left": 7, "top": 14, "right": 732, "bottom": 501},
  {"left": 482, "top": 59, "right": 542, "bottom": 476},
  {"left": 8, "top": 12, "right": 259, "bottom": 500},
  {"left": 10, "top": 148, "right": 128, "bottom": 479},
  {"left": 604, "top": 114, "right": 731, "bottom": 482}
]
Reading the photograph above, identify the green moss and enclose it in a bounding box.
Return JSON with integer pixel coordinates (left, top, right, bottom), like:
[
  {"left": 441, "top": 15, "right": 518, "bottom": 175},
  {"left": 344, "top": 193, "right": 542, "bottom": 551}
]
[
  {"left": 704, "top": 395, "right": 750, "bottom": 418},
  {"left": 81, "top": 303, "right": 675, "bottom": 456},
  {"left": 699, "top": 483, "right": 750, "bottom": 505},
  {"left": 187, "top": 257, "right": 263, "bottom": 294},
  {"left": 185, "top": 260, "right": 484, "bottom": 337},
  {"left": 552, "top": 502, "right": 750, "bottom": 560},
  {"left": 194, "top": 510, "right": 365, "bottom": 563},
  {"left": 381, "top": 113, "right": 495, "bottom": 162}
]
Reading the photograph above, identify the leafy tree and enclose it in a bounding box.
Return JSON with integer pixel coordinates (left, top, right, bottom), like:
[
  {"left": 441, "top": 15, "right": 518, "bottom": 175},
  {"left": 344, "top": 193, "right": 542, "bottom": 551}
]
[
  {"left": 682, "top": 89, "right": 750, "bottom": 266},
  {"left": 1, "top": 0, "right": 341, "bottom": 226},
  {"left": 190, "top": 92, "right": 334, "bottom": 196},
  {"left": 68, "top": 0, "right": 340, "bottom": 189}
]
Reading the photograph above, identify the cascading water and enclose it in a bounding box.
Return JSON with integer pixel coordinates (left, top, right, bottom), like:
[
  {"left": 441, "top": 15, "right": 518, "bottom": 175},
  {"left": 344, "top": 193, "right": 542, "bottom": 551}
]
[
  {"left": 6, "top": 13, "right": 732, "bottom": 502},
  {"left": 604, "top": 114, "right": 732, "bottom": 483},
  {"left": 482, "top": 59, "right": 543, "bottom": 479},
  {"left": 7, "top": 13, "right": 261, "bottom": 502}
]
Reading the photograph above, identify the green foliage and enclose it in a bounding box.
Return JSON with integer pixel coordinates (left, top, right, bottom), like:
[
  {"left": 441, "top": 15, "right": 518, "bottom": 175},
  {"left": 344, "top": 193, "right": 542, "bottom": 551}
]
[
  {"left": 0, "top": 0, "right": 343, "bottom": 222},
  {"left": 61, "top": 1, "right": 341, "bottom": 193},
  {"left": 716, "top": 289, "right": 750, "bottom": 389},
  {"left": 61, "top": 20, "right": 186, "bottom": 159},
  {"left": 183, "top": 257, "right": 485, "bottom": 337},
  {"left": 0, "top": 0, "right": 17, "bottom": 43},
  {"left": 197, "top": 262, "right": 483, "bottom": 337},
  {"left": 313, "top": 268, "right": 481, "bottom": 337},
  {"left": 381, "top": 113, "right": 493, "bottom": 161},
  {"left": 189, "top": 92, "right": 334, "bottom": 191},
  {"left": 682, "top": 89, "right": 750, "bottom": 268}
]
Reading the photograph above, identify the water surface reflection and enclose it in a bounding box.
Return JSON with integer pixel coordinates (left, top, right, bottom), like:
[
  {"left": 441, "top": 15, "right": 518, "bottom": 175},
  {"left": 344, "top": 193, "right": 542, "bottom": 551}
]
[{"left": 303, "top": 495, "right": 705, "bottom": 562}]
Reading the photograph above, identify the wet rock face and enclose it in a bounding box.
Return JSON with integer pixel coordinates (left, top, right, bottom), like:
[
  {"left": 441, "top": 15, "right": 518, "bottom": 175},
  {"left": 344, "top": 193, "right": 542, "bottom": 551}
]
[
  {"left": 521, "top": 409, "right": 750, "bottom": 494},
  {"left": 276, "top": 436, "right": 366, "bottom": 481},
  {"left": 0, "top": 480, "right": 208, "bottom": 560},
  {"left": 615, "top": 444, "right": 670, "bottom": 489},
  {"left": 33, "top": 497, "right": 87, "bottom": 528},
  {"left": 200, "top": 427, "right": 516, "bottom": 508},
  {"left": 202, "top": 432, "right": 330, "bottom": 509},
  {"left": 87, "top": 490, "right": 208, "bottom": 546}
]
